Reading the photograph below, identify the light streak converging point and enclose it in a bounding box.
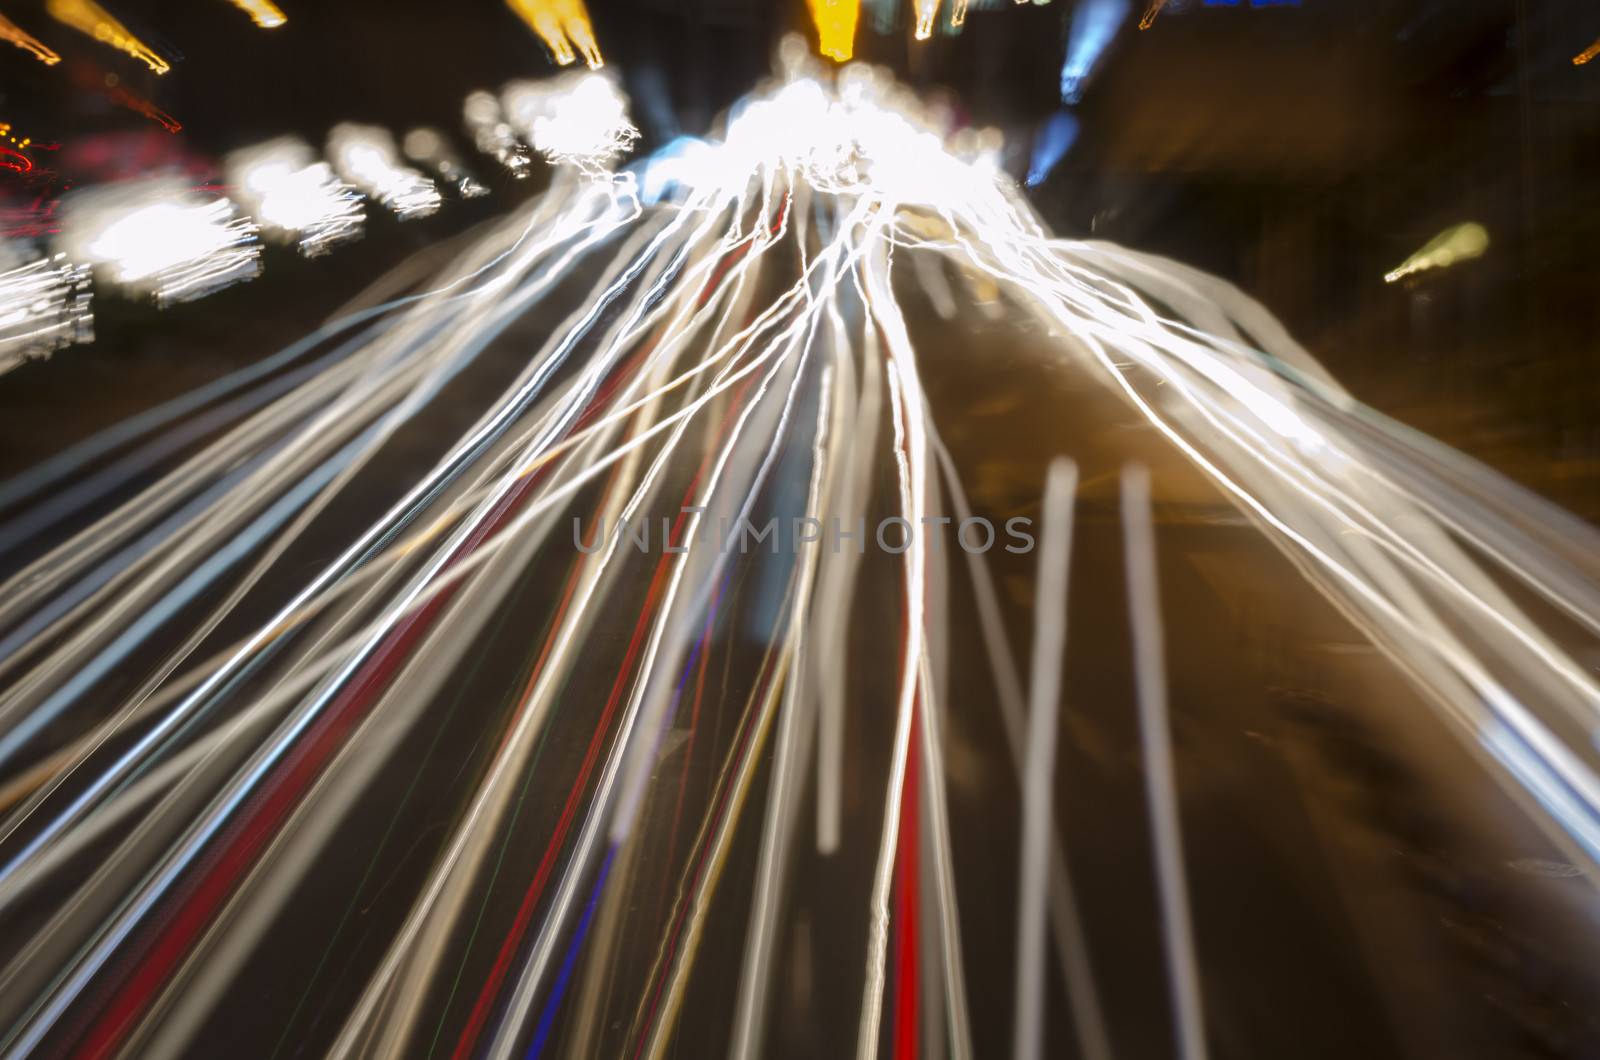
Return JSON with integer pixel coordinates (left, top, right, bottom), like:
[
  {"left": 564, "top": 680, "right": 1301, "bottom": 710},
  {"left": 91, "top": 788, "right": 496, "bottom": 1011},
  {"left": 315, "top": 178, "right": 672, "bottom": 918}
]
[
  {"left": 1384, "top": 222, "right": 1489, "bottom": 283},
  {"left": 912, "top": 0, "right": 942, "bottom": 40},
  {"left": 46, "top": 0, "right": 171, "bottom": 74},
  {"left": 0, "top": 13, "right": 61, "bottom": 65},
  {"left": 506, "top": 0, "right": 604, "bottom": 69},
  {"left": 1575, "top": 36, "right": 1600, "bottom": 66},
  {"left": 224, "top": 0, "right": 287, "bottom": 28}
]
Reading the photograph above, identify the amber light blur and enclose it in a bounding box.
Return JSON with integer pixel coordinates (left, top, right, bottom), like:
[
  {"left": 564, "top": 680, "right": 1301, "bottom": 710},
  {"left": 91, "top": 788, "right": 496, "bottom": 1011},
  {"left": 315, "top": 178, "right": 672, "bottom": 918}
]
[
  {"left": 808, "top": 0, "right": 860, "bottom": 61},
  {"left": 226, "top": 0, "right": 287, "bottom": 29},
  {"left": 506, "top": 0, "right": 603, "bottom": 70},
  {"left": 0, "top": 13, "right": 61, "bottom": 65},
  {"left": 45, "top": 0, "right": 171, "bottom": 74},
  {"left": 1575, "top": 36, "right": 1600, "bottom": 66}
]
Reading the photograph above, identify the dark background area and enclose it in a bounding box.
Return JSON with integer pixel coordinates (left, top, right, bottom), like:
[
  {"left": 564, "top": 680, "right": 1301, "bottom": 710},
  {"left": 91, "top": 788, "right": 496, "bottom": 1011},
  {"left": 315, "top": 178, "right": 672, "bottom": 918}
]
[{"left": 2, "top": 0, "right": 1600, "bottom": 516}]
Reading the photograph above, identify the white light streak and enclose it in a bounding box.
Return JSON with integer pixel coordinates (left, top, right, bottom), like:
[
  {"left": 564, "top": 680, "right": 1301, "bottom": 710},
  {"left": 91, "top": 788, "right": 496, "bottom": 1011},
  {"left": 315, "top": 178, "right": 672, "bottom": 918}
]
[{"left": 4, "top": 47, "right": 1600, "bottom": 1060}]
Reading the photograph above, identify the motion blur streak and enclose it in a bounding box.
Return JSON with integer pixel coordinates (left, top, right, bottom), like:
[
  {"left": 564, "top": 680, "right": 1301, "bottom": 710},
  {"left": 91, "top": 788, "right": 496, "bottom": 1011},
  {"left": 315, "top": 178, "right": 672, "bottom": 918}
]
[
  {"left": 1061, "top": 0, "right": 1130, "bottom": 102},
  {"left": 1575, "top": 35, "right": 1600, "bottom": 66},
  {"left": 1, "top": 48, "right": 1599, "bottom": 1060},
  {"left": 1384, "top": 221, "right": 1489, "bottom": 283},
  {"left": 0, "top": 13, "right": 60, "bottom": 65},
  {"left": 224, "top": 0, "right": 287, "bottom": 28},
  {"left": 808, "top": 0, "right": 862, "bottom": 60},
  {"left": 0, "top": 249, "right": 92, "bottom": 375},
  {"left": 506, "top": 0, "right": 604, "bottom": 69},
  {"left": 1138, "top": 0, "right": 1166, "bottom": 30},
  {"left": 105, "top": 85, "right": 182, "bottom": 133},
  {"left": 912, "top": 0, "right": 941, "bottom": 39},
  {"left": 45, "top": 0, "right": 171, "bottom": 74}
]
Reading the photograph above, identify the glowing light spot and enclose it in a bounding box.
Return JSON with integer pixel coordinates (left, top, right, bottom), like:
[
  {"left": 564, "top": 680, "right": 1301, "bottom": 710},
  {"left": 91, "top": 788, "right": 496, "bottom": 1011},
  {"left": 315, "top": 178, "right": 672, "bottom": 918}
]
[
  {"left": 1575, "top": 36, "right": 1600, "bottom": 66},
  {"left": 808, "top": 0, "right": 860, "bottom": 61},
  {"left": 0, "top": 13, "right": 61, "bottom": 65},
  {"left": 1385, "top": 222, "right": 1489, "bottom": 283},
  {"left": 225, "top": 0, "right": 287, "bottom": 28},
  {"left": 46, "top": 0, "right": 171, "bottom": 74},
  {"left": 912, "top": 0, "right": 941, "bottom": 40},
  {"left": 1139, "top": 0, "right": 1167, "bottom": 29},
  {"left": 505, "top": 0, "right": 604, "bottom": 70}
]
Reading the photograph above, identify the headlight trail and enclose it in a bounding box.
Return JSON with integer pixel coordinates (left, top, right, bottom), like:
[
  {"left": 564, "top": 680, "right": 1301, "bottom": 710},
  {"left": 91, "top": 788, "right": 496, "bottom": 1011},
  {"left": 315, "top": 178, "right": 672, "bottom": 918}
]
[{"left": 1, "top": 48, "right": 1600, "bottom": 1060}]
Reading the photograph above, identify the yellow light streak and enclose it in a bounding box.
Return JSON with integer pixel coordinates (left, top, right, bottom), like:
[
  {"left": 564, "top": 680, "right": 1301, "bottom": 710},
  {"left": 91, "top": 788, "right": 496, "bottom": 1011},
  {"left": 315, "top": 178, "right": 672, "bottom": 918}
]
[
  {"left": 506, "top": 0, "right": 604, "bottom": 70},
  {"left": 225, "top": 0, "right": 287, "bottom": 29},
  {"left": 1575, "top": 36, "right": 1600, "bottom": 66},
  {"left": 46, "top": 0, "right": 171, "bottom": 74},
  {"left": 1384, "top": 222, "right": 1489, "bottom": 283},
  {"left": 808, "top": 0, "right": 860, "bottom": 61},
  {"left": 1139, "top": 0, "right": 1165, "bottom": 30},
  {"left": 912, "top": 0, "right": 940, "bottom": 40},
  {"left": 0, "top": 13, "right": 61, "bottom": 65}
]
